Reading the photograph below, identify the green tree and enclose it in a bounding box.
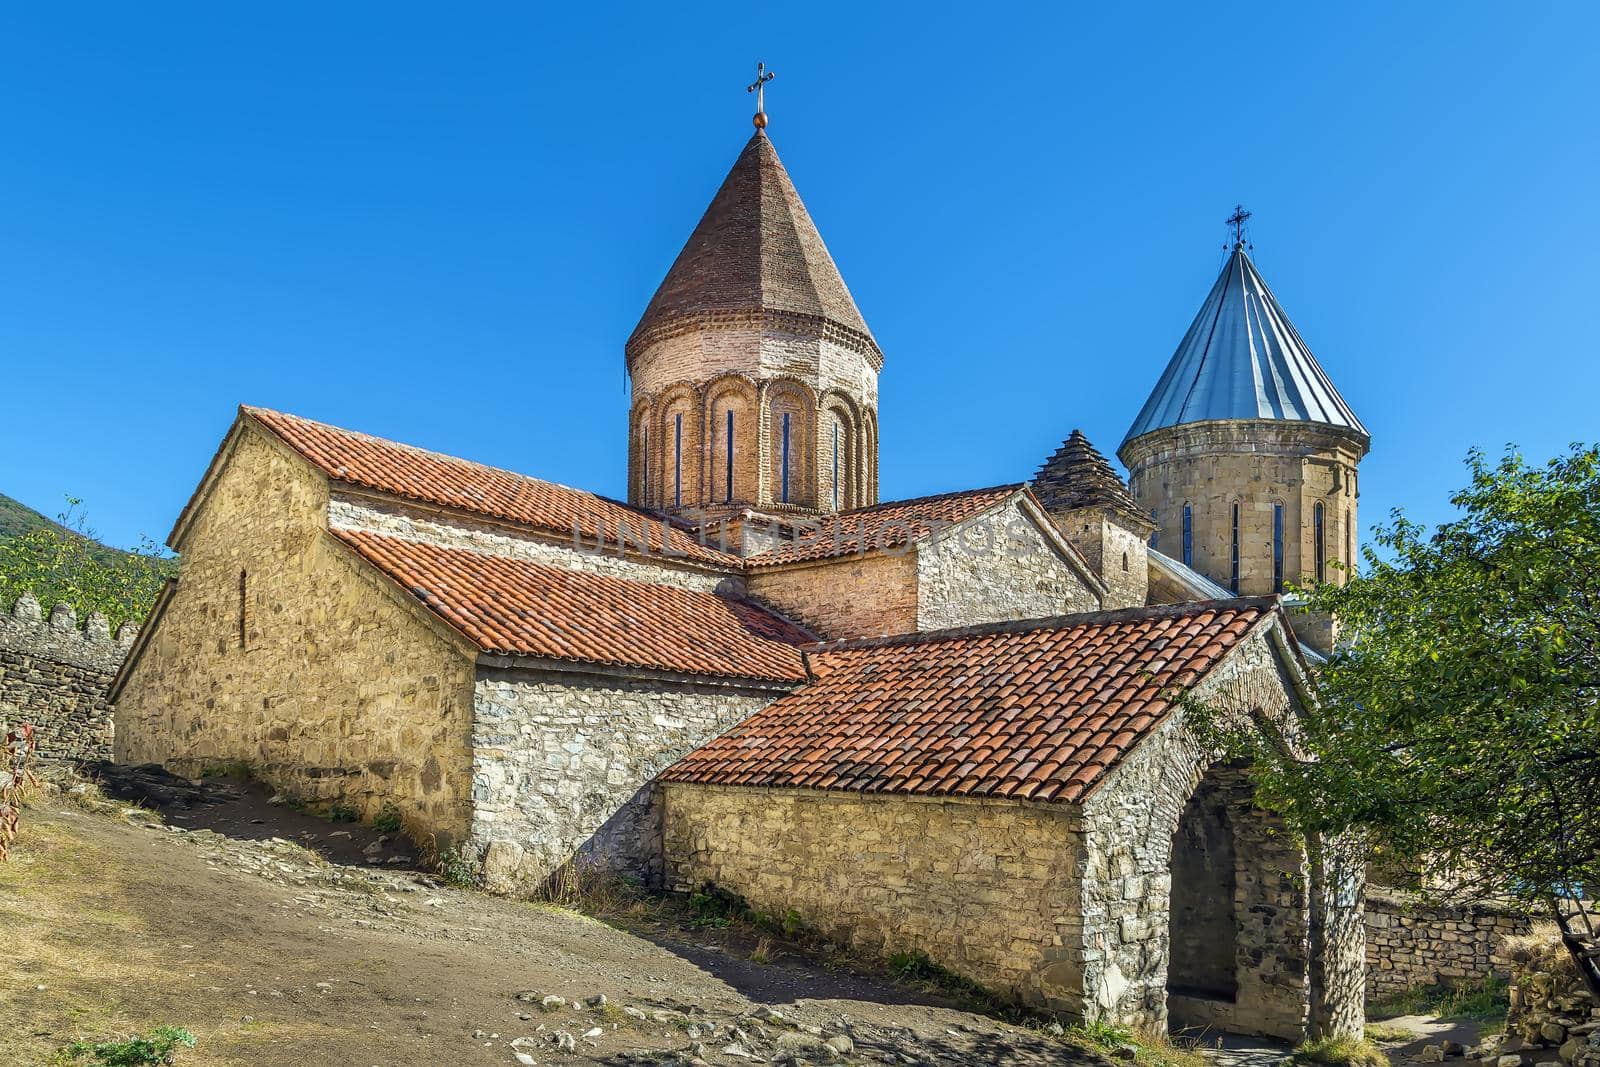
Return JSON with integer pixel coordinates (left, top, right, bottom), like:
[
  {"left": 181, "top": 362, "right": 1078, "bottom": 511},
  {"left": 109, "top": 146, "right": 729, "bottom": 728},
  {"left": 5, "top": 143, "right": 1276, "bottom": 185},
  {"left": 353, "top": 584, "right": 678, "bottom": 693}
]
[
  {"left": 1189, "top": 445, "right": 1600, "bottom": 998},
  {"left": 0, "top": 497, "right": 174, "bottom": 630}
]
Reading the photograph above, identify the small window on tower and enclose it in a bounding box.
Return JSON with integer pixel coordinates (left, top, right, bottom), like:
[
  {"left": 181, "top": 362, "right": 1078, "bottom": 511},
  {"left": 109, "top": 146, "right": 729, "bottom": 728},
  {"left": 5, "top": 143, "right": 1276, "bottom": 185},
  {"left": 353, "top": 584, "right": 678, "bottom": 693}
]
[
  {"left": 1229, "top": 502, "right": 1241, "bottom": 594},
  {"left": 1314, "top": 501, "right": 1326, "bottom": 583},
  {"left": 1148, "top": 509, "right": 1158, "bottom": 550},
  {"left": 1182, "top": 504, "right": 1193, "bottom": 567},
  {"left": 673, "top": 413, "right": 683, "bottom": 508},
  {"left": 725, "top": 409, "right": 735, "bottom": 504},
  {"left": 1272, "top": 503, "right": 1285, "bottom": 594}
]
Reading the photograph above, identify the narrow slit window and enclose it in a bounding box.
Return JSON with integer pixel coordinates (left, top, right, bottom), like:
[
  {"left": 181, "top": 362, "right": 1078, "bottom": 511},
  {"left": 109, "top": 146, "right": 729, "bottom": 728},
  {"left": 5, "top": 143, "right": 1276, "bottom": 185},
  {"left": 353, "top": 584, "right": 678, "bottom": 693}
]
[
  {"left": 780, "top": 411, "right": 791, "bottom": 504},
  {"left": 1314, "top": 502, "right": 1326, "bottom": 583},
  {"left": 1346, "top": 508, "right": 1354, "bottom": 575},
  {"left": 238, "top": 568, "right": 248, "bottom": 650},
  {"left": 1273, "top": 503, "right": 1285, "bottom": 593},
  {"left": 725, "top": 410, "right": 735, "bottom": 504},
  {"left": 641, "top": 425, "right": 649, "bottom": 504},
  {"left": 831, "top": 418, "right": 840, "bottom": 510},
  {"left": 1182, "top": 504, "right": 1193, "bottom": 567},
  {"left": 673, "top": 413, "right": 682, "bottom": 508},
  {"left": 1229, "top": 502, "right": 1241, "bottom": 593},
  {"left": 1148, "top": 509, "right": 1158, "bottom": 550}
]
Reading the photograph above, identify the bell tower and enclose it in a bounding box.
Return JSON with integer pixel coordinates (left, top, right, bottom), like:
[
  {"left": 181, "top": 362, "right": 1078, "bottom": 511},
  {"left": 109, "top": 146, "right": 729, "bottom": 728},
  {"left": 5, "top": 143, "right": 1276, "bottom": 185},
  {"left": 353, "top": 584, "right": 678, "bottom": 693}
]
[
  {"left": 626, "top": 73, "right": 881, "bottom": 520},
  {"left": 1119, "top": 214, "right": 1369, "bottom": 650}
]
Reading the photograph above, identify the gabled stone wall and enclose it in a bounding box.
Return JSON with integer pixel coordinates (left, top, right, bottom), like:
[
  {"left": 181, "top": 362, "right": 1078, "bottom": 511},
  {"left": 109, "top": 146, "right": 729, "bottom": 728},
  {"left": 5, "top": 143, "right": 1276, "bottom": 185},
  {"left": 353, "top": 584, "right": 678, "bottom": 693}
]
[
  {"left": 470, "top": 667, "right": 786, "bottom": 892},
  {"left": 0, "top": 594, "right": 136, "bottom": 759}
]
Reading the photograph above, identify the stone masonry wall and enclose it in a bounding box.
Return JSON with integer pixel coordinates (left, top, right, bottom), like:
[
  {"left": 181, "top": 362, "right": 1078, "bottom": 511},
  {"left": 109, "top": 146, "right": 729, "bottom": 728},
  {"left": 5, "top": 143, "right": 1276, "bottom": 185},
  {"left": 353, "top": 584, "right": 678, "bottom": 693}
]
[
  {"left": 114, "top": 425, "right": 479, "bottom": 847},
  {"left": 328, "top": 494, "right": 735, "bottom": 594},
  {"left": 1122, "top": 420, "right": 1364, "bottom": 597},
  {"left": 916, "top": 500, "right": 1102, "bottom": 630},
  {"left": 471, "top": 668, "right": 786, "bottom": 892},
  {"left": 0, "top": 594, "right": 136, "bottom": 759},
  {"left": 1364, "top": 890, "right": 1531, "bottom": 996},
  {"left": 662, "top": 786, "right": 1087, "bottom": 1009}
]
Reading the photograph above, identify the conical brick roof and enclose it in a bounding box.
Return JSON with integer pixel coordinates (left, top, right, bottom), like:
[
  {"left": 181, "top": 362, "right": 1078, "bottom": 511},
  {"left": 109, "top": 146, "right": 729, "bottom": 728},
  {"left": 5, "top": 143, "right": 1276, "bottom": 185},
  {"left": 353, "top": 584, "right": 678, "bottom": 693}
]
[{"left": 626, "top": 131, "right": 880, "bottom": 366}]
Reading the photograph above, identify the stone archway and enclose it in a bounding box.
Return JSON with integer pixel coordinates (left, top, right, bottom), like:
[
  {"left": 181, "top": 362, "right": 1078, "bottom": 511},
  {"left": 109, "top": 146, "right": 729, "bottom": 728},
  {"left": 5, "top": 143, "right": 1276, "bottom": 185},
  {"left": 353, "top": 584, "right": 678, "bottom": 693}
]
[
  {"left": 1168, "top": 776, "right": 1239, "bottom": 1005},
  {"left": 1164, "top": 763, "right": 1310, "bottom": 1039}
]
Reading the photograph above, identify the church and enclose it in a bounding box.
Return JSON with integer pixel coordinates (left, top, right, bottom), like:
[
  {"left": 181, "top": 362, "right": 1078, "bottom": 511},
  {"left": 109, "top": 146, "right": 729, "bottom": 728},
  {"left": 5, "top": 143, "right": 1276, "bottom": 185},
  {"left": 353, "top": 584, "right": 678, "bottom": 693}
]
[{"left": 110, "top": 93, "right": 1370, "bottom": 1039}]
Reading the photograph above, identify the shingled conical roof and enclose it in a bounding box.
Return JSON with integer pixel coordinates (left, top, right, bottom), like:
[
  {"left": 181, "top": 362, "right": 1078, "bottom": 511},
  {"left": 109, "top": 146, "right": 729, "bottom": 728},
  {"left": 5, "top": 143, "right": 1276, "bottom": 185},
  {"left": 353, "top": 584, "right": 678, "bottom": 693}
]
[
  {"left": 626, "top": 131, "right": 880, "bottom": 367},
  {"left": 1122, "top": 245, "right": 1366, "bottom": 446},
  {"left": 1032, "top": 430, "right": 1146, "bottom": 521}
]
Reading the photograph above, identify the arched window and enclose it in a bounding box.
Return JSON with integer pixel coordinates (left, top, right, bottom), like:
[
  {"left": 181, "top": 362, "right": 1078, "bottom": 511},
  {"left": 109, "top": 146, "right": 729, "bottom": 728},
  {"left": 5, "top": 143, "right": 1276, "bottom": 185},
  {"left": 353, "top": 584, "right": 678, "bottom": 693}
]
[
  {"left": 1121, "top": 551, "right": 1129, "bottom": 573},
  {"left": 1182, "top": 504, "right": 1193, "bottom": 567},
  {"left": 1272, "top": 503, "right": 1285, "bottom": 594},
  {"left": 830, "top": 417, "right": 841, "bottom": 510},
  {"left": 1346, "top": 508, "right": 1355, "bottom": 577},
  {"left": 640, "top": 423, "right": 650, "bottom": 505},
  {"left": 673, "top": 412, "right": 684, "bottom": 508},
  {"left": 723, "top": 409, "right": 735, "bottom": 504},
  {"left": 1313, "top": 501, "right": 1326, "bottom": 583},
  {"left": 1229, "top": 502, "right": 1241, "bottom": 594},
  {"left": 780, "top": 412, "right": 792, "bottom": 503}
]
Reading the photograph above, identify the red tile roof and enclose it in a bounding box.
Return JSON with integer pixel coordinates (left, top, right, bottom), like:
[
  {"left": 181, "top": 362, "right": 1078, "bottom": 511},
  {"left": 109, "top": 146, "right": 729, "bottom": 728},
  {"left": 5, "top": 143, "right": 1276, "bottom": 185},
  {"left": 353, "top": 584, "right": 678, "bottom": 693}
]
[
  {"left": 245, "top": 407, "right": 739, "bottom": 568},
  {"left": 661, "top": 599, "right": 1280, "bottom": 803},
  {"left": 742, "top": 485, "right": 1025, "bottom": 567},
  {"left": 333, "top": 529, "right": 811, "bottom": 683}
]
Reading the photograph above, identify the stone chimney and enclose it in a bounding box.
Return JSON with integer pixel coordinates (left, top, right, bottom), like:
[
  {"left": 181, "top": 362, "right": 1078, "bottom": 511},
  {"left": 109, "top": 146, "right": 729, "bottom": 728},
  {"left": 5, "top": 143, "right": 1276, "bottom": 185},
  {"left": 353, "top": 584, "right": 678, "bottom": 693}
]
[{"left": 1033, "top": 430, "right": 1156, "bottom": 609}]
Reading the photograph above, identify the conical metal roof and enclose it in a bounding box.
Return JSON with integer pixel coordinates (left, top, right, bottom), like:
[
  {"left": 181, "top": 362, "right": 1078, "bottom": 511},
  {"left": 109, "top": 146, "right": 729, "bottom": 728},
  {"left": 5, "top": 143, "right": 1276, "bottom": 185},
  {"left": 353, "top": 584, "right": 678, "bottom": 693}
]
[
  {"left": 1122, "top": 245, "right": 1366, "bottom": 445},
  {"left": 626, "top": 131, "right": 880, "bottom": 367}
]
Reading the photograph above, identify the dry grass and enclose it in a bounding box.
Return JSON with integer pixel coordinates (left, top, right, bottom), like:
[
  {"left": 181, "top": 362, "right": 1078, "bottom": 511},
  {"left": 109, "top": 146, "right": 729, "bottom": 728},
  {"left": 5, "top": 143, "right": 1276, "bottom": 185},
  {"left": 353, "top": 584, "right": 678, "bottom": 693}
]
[
  {"left": 1290, "top": 1036, "right": 1390, "bottom": 1067},
  {"left": 1500, "top": 924, "right": 1574, "bottom": 980}
]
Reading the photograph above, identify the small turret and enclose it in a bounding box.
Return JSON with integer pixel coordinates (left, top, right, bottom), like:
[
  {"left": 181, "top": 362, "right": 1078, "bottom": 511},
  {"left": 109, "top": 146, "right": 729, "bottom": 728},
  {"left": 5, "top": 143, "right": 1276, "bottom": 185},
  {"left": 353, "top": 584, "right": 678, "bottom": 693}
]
[{"left": 1033, "top": 430, "right": 1155, "bottom": 609}]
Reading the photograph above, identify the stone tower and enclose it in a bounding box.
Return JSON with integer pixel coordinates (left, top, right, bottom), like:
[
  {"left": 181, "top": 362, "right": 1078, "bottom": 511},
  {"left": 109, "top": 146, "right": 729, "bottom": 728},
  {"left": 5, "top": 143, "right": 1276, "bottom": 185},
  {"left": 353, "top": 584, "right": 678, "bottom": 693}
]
[
  {"left": 1033, "top": 430, "right": 1156, "bottom": 610},
  {"left": 1118, "top": 235, "right": 1369, "bottom": 633},
  {"left": 626, "top": 125, "right": 881, "bottom": 520}
]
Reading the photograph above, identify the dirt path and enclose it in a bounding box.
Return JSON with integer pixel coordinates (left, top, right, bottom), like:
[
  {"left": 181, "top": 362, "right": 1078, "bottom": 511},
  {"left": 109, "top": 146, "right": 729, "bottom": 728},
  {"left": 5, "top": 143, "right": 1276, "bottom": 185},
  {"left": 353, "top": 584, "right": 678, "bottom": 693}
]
[{"left": 0, "top": 774, "right": 1103, "bottom": 1067}]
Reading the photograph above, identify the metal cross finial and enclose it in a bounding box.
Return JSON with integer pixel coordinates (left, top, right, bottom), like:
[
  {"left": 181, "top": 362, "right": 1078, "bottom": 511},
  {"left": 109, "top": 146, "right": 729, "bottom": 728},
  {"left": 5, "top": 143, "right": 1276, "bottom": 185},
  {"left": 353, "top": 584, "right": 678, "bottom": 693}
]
[
  {"left": 1226, "top": 204, "right": 1252, "bottom": 249},
  {"left": 747, "top": 62, "right": 775, "bottom": 129}
]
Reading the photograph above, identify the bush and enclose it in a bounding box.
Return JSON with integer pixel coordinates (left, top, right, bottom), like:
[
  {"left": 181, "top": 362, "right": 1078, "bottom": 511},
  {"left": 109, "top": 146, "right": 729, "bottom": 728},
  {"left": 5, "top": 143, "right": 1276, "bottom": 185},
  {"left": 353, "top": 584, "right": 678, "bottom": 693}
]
[{"left": 371, "top": 804, "right": 403, "bottom": 834}]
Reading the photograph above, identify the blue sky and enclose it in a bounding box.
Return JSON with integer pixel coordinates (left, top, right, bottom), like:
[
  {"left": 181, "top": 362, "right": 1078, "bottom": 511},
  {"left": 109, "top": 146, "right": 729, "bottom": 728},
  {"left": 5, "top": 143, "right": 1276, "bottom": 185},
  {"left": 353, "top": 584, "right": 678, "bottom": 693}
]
[{"left": 1, "top": 3, "right": 1595, "bottom": 552}]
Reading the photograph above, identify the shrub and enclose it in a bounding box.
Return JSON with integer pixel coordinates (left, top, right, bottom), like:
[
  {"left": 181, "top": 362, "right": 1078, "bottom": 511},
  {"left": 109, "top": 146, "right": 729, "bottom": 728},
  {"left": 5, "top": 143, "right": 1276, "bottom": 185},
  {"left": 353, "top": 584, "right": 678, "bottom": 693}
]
[
  {"left": 371, "top": 803, "right": 403, "bottom": 834},
  {"left": 63, "top": 1026, "right": 196, "bottom": 1066}
]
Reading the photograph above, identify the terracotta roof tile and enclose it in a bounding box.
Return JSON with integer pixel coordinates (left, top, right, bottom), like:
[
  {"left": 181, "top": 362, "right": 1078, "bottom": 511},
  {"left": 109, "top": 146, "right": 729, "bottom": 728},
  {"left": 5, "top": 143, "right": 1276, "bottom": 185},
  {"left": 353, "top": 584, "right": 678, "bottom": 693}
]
[
  {"left": 662, "top": 598, "right": 1279, "bottom": 803},
  {"left": 246, "top": 407, "right": 738, "bottom": 568},
  {"left": 333, "top": 529, "right": 810, "bottom": 683},
  {"left": 742, "top": 485, "right": 1024, "bottom": 567}
]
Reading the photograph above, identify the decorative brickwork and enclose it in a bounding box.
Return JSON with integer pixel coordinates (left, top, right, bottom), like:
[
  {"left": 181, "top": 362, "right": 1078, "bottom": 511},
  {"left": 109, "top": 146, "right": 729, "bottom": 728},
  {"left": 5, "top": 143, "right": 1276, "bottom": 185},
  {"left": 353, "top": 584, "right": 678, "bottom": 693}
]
[{"left": 0, "top": 594, "right": 136, "bottom": 760}]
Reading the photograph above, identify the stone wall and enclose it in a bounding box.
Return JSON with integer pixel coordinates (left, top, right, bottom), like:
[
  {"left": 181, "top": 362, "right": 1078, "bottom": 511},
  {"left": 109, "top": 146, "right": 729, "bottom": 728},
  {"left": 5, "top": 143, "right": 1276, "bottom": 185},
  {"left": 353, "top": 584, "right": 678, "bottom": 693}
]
[
  {"left": 328, "top": 493, "right": 735, "bottom": 594},
  {"left": 114, "top": 425, "right": 479, "bottom": 847},
  {"left": 0, "top": 594, "right": 136, "bottom": 759},
  {"left": 662, "top": 786, "right": 1087, "bottom": 1008},
  {"left": 1121, "top": 419, "right": 1365, "bottom": 597},
  {"left": 916, "top": 500, "right": 1102, "bottom": 630},
  {"left": 470, "top": 668, "right": 786, "bottom": 892},
  {"left": 1364, "top": 890, "right": 1531, "bottom": 996}
]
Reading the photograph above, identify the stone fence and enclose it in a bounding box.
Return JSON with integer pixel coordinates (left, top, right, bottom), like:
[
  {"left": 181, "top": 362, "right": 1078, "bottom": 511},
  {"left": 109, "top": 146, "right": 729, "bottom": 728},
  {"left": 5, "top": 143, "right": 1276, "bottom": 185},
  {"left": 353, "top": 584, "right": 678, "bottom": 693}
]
[
  {"left": 1365, "top": 888, "right": 1533, "bottom": 996},
  {"left": 0, "top": 594, "right": 137, "bottom": 760}
]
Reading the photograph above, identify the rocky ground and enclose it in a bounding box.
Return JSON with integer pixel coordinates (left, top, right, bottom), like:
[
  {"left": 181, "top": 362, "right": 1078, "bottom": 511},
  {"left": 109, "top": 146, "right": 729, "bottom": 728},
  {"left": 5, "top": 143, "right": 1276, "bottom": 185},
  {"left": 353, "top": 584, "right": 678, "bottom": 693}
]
[{"left": 0, "top": 764, "right": 1116, "bottom": 1067}]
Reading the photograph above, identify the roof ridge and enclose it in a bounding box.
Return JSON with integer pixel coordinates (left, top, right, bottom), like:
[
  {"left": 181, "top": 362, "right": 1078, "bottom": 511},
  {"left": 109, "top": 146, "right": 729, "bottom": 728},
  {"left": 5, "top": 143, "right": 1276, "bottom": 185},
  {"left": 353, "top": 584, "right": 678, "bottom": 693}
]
[
  {"left": 243, "top": 404, "right": 730, "bottom": 555},
  {"left": 835, "top": 482, "right": 1024, "bottom": 518},
  {"left": 803, "top": 595, "right": 1279, "bottom": 654}
]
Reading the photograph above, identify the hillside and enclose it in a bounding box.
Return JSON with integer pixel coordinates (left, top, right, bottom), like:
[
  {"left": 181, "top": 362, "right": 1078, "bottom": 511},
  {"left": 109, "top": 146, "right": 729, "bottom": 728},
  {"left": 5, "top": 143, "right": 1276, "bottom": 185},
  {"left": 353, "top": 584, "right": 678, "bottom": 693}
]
[{"left": 0, "top": 491, "right": 147, "bottom": 566}]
